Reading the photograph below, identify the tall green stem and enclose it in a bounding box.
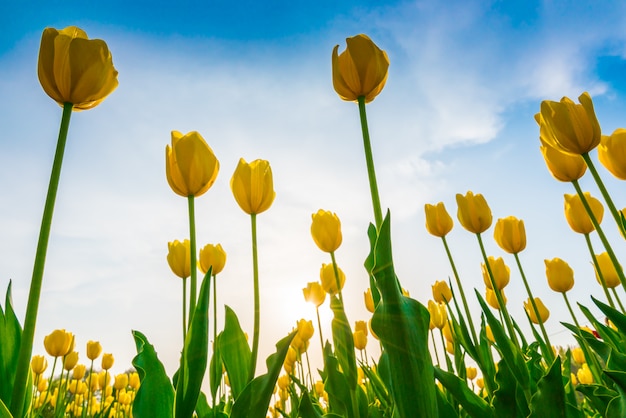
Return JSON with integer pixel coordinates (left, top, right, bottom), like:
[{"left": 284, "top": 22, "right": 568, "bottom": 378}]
[
  {"left": 187, "top": 196, "right": 198, "bottom": 319},
  {"left": 562, "top": 293, "right": 581, "bottom": 329},
  {"left": 316, "top": 307, "right": 324, "bottom": 356},
  {"left": 357, "top": 96, "right": 383, "bottom": 230},
  {"left": 213, "top": 274, "right": 218, "bottom": 348},
  {"left": 581, "top": 153, "right": 624, "bottom": 236},
  {"left": 330, "top": 251, "right": 344, "bottom": 304},
  {"left": 11, "top": 103, "right": 73, "bottom": 416},
  {"left": 249, "top": 213, "right": 260, "bottom": 381},
  {"left": 183, "top": 277, "right": 188, "bottom": 343}
]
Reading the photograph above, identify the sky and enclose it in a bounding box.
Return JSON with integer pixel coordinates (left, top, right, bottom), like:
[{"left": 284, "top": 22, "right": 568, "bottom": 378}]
[{"left": 2, "top": 0, "right": 626, "bottom": 388}]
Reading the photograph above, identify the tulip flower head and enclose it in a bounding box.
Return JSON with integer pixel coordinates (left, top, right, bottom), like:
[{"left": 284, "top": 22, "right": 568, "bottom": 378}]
[
  {"left": 101, "top": 353, "right": 114, "bottom": 370},
  {"left": 44, "top": 329, "right": 74, "bottom": 358},
  {"left": 230, "top": 158, "right": 275, "bottom": 215},
  {"left": 486, "top": 288, "right": 507, "bottom": 310},
  {"left": 364, "top": 288, "right": 376, "bottom": 313},
  {"left": 538, "top": 136, "right": 587, "bottom": 182},
  {"left": 167, "top": 239, "right": 191, "bottom": 279},
  {"left": 353, "top": 330, "right": 367, "bottom": 350},
  {"left": 31, "top": 355, "right": 48, "bottom": 375},
  {"left": 466, "top": 366, "right": 477, "bottom": 380},
  {"left": 539, "top": 92, "right": 601, "bottom": 155},
  {"left": 524, "top": 297, "right": 550, "bottom": 324},
  {"left": 424, "top": 202, "right": 454, "bottom": 237},
  {"left": 166, "top": 131, "right": 219, "bottom": 198},
  {"left": 72, "top": 364, "right": 86, "bottom": 380},
  {"left": 544, "top": 258, "right": 575, "bottom": 293},
  {"left": 38, "top": 26, "right": 118, "bottom": 110},
  {"left": 598, "top": 129, "right": 626, "bottom": 180},
  {"left": 456, "top": 191, "right": 492, "bottom": 234},
  {"left": 564, "top": 192, "right": 604, "bottom": 234},
  {"left": 63, "top": 351, "right": 79, "bottom": 371},
  {"left": 320, "top": 263, "right": 346, "bottom": 295},
  {"left": 310, "top": 209, "right": 343, "bottom": 253},
  {"left": 571, "top": 347, "right": 586, "bottom": 365},
  {"left": 198, "top": 243, "right": 227, "bottom": 275},
  {"left": 577, "top": 363, "right": 593, "bottom": 384},
  {"left": 427, "top": 300, "right": 447, "bottom": 330},
  {"left": 594, "top": 252, "right": 622, "bottom": 288},
  {"left": 432, "top": 280, "right": 452, "bottom": 303},
  {"left": 494, "top": 216, "right": 526, "bottom": 254},
  {"left": 481, "top": 256, "right": 510, "bottom": 290},
  {"left": 332, "top": 34, "right": 389, "bottom": 103},
  {"left": 302, "top": 281, "right": 326, "bottom": 307},
  {"left": 86, "top": 340, "right": 102, "bottom": 361}
]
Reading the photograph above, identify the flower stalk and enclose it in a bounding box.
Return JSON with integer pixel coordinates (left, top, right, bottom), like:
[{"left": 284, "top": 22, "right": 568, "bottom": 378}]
[
  {"left": 357, "top": 96, "right": 383, "bottom": 230},
  {"left": 249, "top": 213, "right": 260, "bottom": 381}
]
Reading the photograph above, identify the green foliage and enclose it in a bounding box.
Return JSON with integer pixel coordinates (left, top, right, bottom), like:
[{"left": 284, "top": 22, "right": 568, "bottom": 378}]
[
  {"left": 434, "top": 367, "right": 494, "bottom": 418},
  {"left": 0, "top": 282, "right": 21, "bottom": 408},
  {"left": 219, "top": 306, "right": 252, "bottom": 400}
]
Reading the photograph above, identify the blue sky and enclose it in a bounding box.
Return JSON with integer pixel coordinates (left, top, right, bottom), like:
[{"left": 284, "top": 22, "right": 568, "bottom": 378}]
[{"left": 2, "top": 0, "right": 626, "bottom": 383}]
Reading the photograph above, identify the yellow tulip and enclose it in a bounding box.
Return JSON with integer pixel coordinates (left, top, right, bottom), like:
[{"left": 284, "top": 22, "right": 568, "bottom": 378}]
[
  {"left": 296, "top": 319, "right": 315, "bottom": 342},
  {"left": 564, "top": 192, "right": 604, "bottom": 234},
  {"left": 427, "top": 300, "right": 447, "bottom": 330},
  {"left": 332, "top": 34, "right": 389, "bottom": 103},
  {"left": 432, "top": 280, "right": 452, "bottom": 304},
  {"left": 476, "top": 378, "right": 484, "bottom": 389},
  {"left": 544, "top": 258, "right": 575, "bottom": 293},
  {"left": 538, "top": 136, "right": 587, "bottom": 182},
  {"left": 310, "top": 209, "right": 343, "bottom": 253},
  {"left": 442, "top": 322, "right": 454, "bottom": 343},
  {"left": 481, "top": 256, "right": 510, "bottom": 290},
  {"left": 320, "top": 263, "right": 345, "bottom": 295},
  {"left": 456, "top": 191, "right": 492, "bottom": 234},
  {"left": 72, "top": 364, "right": 86, "bottom": 380},
  {"left": 571, "top": 347, "right": 585, "bottom": 365},
  {"left": 68, "top": 379, "right": 87, "bottom": 395},
  {"left": 524, "top": 297, "right": 550, "bottom": 324},
  {"left": 594, "top": 252, "right": 622, "bottom": 288},
  {"left": 353, "top": 330, "right": 367, "bottom": 351},
  {"left": 43, "top": 329, "right": 74, "bottom": 357},
  {"left": 424, "top": 202, "right": 453, "bottom": 237},
  {"left": 86, "top": 340, "right": 102, "bottom": 361},
  {"left": 577, "top": 363, "right": 593, "bottom": 384},
  {"left": 37, "top": 26, "right": 118, "bottom": 110},
  {"left": 598, "top": 129, "right": 626, "bottom": 180},
  {"left": 314, "top": 380, "right": 325, "bottom": 398},
  {"left": 129, "top": 372, "right": 140, "bottom": 390},
  {"left": 494, "top": 216, "right": 526, "bottom": 254},
  {"left": 486, "top": 288, "right": 506, "bottom": 310},
  {"left": 539, "top": 92, "right": 601, "bottom": 155},
  {"left": 230, "top": 158, "right": 275, "bottom": 215},
  {"left": 364, "top": 288, "right": 375, "bottom": 313},
  {"left": 101, "top": 353, "right": 114, "bottom": 370},
  {"left": 30, "top": 355, "right": 48, "bottom": 375},
  {"left": 198, "top": 243, "right": 227, "bottom": 275},
  {"left": 355, "top": 320, "right": 368, "bottom": 336},
  {"left": 484, "top": 325, "right": 495, "bottom": 343},
  {"left": 167, "top": 239, "right": 191, "bottom": 279},
  {"left": 37, "top": 378, "right": 48, "bottom": 393},
  {"left": 277, "top": 374, "right": 290, "bottom": 391},
  {"left": 63, "top": 351, "right": 79, "bottom": 371},
  {"left": 570, "top": 373, "right": 578, "bottom": 385},
  {"left": 445, "top": 340, "right": 455, "bottom": 355},
  {"left": 114, "top": 373, "right": 129, "bottom": 391},
  {"left": 303, "top": 281, "right": 326, "bottom": 307},
  {"left": 166, "top": 131, "right": 219, "bottom": 198},
  {"left": 466, "top": 366, "right": 477, "bottom": 380}
]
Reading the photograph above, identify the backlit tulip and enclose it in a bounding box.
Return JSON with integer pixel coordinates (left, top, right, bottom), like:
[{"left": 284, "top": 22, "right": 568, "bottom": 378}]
[
  {"left": 64, "top": 351, "right": 79, "bottom": 371},
  {"left": 38, "top": 26, "right": 118, "bottom": 110},
  {"left": 101, "top": 353, "right": 114, "bottom": 370},
  {"left": 427, "top": 300, "right": 447, "bottom": 330},
  {"left": 230, "top": 158, "right": 275, "bottom": 215},
  {"left": 481, "top": 256, "right": 510, "bottom": 290},
  {"left": 431, "top": 280, "right": 452, "bottom": 303},
  {"left": 364, "top": 288, "right": 375, "bottom": 313},
  {"left": 277, "top": 374, "right": 290, "bottom": 391},
  {"left": 198, "top": 243, "right": 227, "bottom": 275},
  {"left": 44, "top": 329, "right": 74, "bottom": 357},
  {"left": 167, "top": 239, "right": 191, "bottom": 279},
  {"left": 332, "top": 34, "right": 389, "bottom": 103},
  {"left": 166, "top": 131, "right": 219, "bottom": 198},
  {"left": 524, "top": 297, "right": 550, "bottom": 324},
  {"left": 353, "top": 330, "right": 367, "bottom": 350},
  {"left": 494, "top": 216, "right": 526, "bottom": 254},
  {"left": 544, "top": 258, "right": 575, "bottom": 293},
  {"left": 539, "top": 136, "right": 587, "bottom": 182},
  {"left": 424, "top": 202, "right": 453, "bottom": 237},
  {"left": 594, "top": 252, "right": 622, "bottom": 288},
  {"left": 86, "top": 340, "right": 102, "bottom": 361},
  {"left": 598, "top": 129, "right": 626, "bottom": 180},
  {"left": 564, "top": 192, "right": 604, "bottom": 234},
  {"left": 539, "top": 92, "right": 601, "bottom": 155},
  {"left": 31, "top": 355, "right": 47, "bottom": 375},
  {"left": 355, "top": 320, "right": 368, "bottom": 336},
  {"left": 320, "top": 263, "right": 345, "bottom": 295},
  {"left": 486, "top": 288, "right": 506, "bottom": 310},
  {"left": 456, "top": 191, "right": 492, "bottom": 234},
  {"left": 303, "top": 282, "right": 326, "bottom": 307},
  {"left": 296, "top": 319, "right": 315, "bottom": 342},
  {"left": 577, "top": 363, "right": 593, "bottom": 384},
  {"left": 310, "top": 209, "right": 343, "bottom": 253}
]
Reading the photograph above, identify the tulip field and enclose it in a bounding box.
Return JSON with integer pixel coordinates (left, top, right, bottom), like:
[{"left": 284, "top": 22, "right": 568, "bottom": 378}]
[{"left": 2, "top": 26, "right": 626, "bottom": 418}]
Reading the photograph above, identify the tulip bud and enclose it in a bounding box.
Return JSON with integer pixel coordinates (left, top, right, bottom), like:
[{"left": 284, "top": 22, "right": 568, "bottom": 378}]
[
  {"left": 332, "top": 34, "right": 389, "bottom": 103},
  {"left": 101, "top": 353, "right": 114, "bottom": 370},
  {"left": 64, "top": 351, "right": 79, "bottom": 371},
  {"left": 456, "top": 191, "right": 492, "bottom": 234},
  {"left": 354, "top": 320, "right": 368, "bottom": 336},
  {"left": 230, "top": 158, "right": 275, "bottom": 215},
  {"left": 431, "top": 280, "right": 452, "bottom": 304},
  {"left": 353, "top": 330, "right": 367, "bottom": 351},
  {"left": 37, "top": 26, "right": 118, "bottom": 110},
  {"left": 564, "top": 192, "right": 604, "bottom": 234},
  {"left": 427, "top": 300, "right": 447, "bottom": 330},
  {"left": 524, "top": 297, "right": 550, "bottom": 324},
  {"left": 577, "top": 363, "right": 593, "bottom": 384},
  {"left": 424, "top": 202, "right": 453, "bottom": 237},
  {"left": 538, "top": 136, "right": 586, "bottom": 182},
  {"left": 481, "top": 256, "right": 510, "bottom": 290},
  {"left": 310, "top": 209, "right": 343, "bottom": 253},
  {"left": 466, "top": 366, "right": 477, "bottom": 380},
  {"left": 86, "top": 340, "right": 102, "bottom": 361},
  {"left": 198, "top": 243, "right": 227, "bottom": 275},
  {"left": 167, "top": 239, "right": 191, "bottom": 279},
  {"left": 594, "top": 252, "right": 622, "bottom": 288},
  {"left": 129, "top": 372, "right": 140, "bottom": 390},
  {"left": 494, "top": 216, "right": 526, "bottom": 254},
  {"left": 598, "top": 129, "right": 626, "bottom": 180},
  {"left": 571, "top": 347, "right": 585, "bottom": 365},
  {"left": 544, "top": 258, "right": 575, "bottom": 293},
  {"left": 364, "top": 288, "right": 375, "bottom": 313},
  {"left": 320, "top": 263, "right": 346, "bottom": 295},
  {"left": 303, "top": 282, "right": 326, "bottom": 307},
  {"left": 114, "top": 373, "right": 129, "bottom": 391},
  {"left": 31, "top": 355, "right": 48, "bottom": 375},
  {"left": 72, "top": 364, "right": 86, "bottom": 380},
  {"left": 44, "top": 329, "right": 74, "bottom": 358},
  {"left": 486, "top": 288, "right": 507, "bottom": 310}
]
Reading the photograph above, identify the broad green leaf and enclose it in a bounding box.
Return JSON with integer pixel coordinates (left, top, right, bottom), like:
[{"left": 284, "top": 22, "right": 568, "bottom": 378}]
[
  {"left": 579, "top": 304, "right": 622, "bottom": 351},
  {"left": 298, "top": 391, "right": 325, "bottom": 418},
  {"left": 209, "top": 332, "right": 223, "bottom": 401},
  {"left": 330, "top": 294, "right": 357, "bottom": 389},
  {"left": 230, "top": 332, "right": 295, "bottom": 418},
  {"left": 576, "top": 384, "right": 616, "bottom": 416},
  {"left": 605, "top": 370, "right": 626, "bottom": 418},
  {"left": 132, "top": 330, "right": 175, "bottom": 418},
  {"left": 219, "top": 306, "right": 251, "bottom": 399},
  {"left": 528, "top": 356, "right": 567, "bottom": 418},
  {"left": 434, "top": 366, "right": 494, "bottom": 418},
  {"left": 0, "top": 282, "right": 21, "bottom": 406},
  {"left": 492, "top": 358, "right": 527, "bottom": 418},
  {"left": 561, "top": 350, "right": 584, "bottom": 418},
  {"left": 435, "top": 386, "right": 460, "bottom": 418},
  {"left": 323, "top": 343, "right": 356, "bottom": 418},
  {"left": 195, "top": 392, "right": 212, "bottom": 418},
  {"left": 175, "top": 269, "right": 211, "bottom": 418},
  {"left": 0, "top": 399, "right": 12, "bottom": 418},
  {"left": 592, "top": 296, "right": 626, "bottom": 341},
  {"left": 368, "top": 213, "right": 438, "bottom": 418}
]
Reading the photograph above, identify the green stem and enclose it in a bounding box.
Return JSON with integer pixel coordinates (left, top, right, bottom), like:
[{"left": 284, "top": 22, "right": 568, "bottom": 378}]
[
  {"left": 330, "top": 252, "right": 344, "bottom": 304},
  {"left": 357, "top": 96, "right": 383, "bottom": 230},
  {"left": 562, "top": 292, "right": 581, "bottom": 329},
  {"left": 581, "top": 153, "right": 625, "bottom": 236},
  {"left": 572, "top": 180, "right": 626, "bottom": 289},
  {"left": 249, "top": 213, "right": 260, "bottom": 381},
  {"left": 183, "top": 277, "right": 187, "bottom": 343},
  {"left": 441, "top": 236, "right": 478, "bottom": 345},
  {"left": 213, "top": 273, "right": 218, "bottom": 351},
  {"left": 513, "top": 253, "right": 553, "bottom": 361},
  {"left": 583, "top": 233, "right": 615, "bottom": 308},
  {"left": 188, "top": 195, "right": 198, "bottom": 319},
  {"left": 610, "top": 287, "right": 625, "bottom": 313},
  {"left": 10, "top": 103, "right": 73, "bottom": 417},
  {"left": 84, "top": 360, "right": 94, "bottom": 418},
  {"left": 316, "top": 306, "right": 324, "bottom": 357}
]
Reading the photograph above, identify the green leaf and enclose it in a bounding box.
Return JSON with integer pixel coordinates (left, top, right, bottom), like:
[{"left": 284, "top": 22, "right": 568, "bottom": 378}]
[
  {"left": 561, "top": 350, "right": 584, "bottom": 418},
  {"left": 528, "top": 356, "right": 567, "bottom": 418},
  {"left": 368, "top": 213, "right": 438, "bottom": 418},
  {"left": 434, "top": 366, "right": 494, "bottom": 418},
  {"left": 209, "top": 332, "right": 223, "bottom": 401},
  {"left": 0, "top": 282, "right": 21, "bottom": 407},
  {"left": 323, "top": 343, "right": 356, "bottom": 418},
  {"left": 175, "top": 269, "right": 211, "bottom": 418},
  {"left": 132, "top": 330, "right": 175, "bottom": 418},
  {"left": 605, "top": 370, "right": 626, "bottom": 418},
  {"left": 330, "top": 294, "right": 357, "bottom": 389},
  {"left": 492, "top": 358, "right": 526, "bottom": 418},
  {"left": 195, "top": 392, "right": 212, "bottom": 418},
  {"left": 592, "top": 296, "right": 626, "bottom": 341},
  {"left": 298, "top": 391, "right": 325, "bottom": 418},
  {"left": 576, "top": 384, "right": 616, "bottom": 416},
  {"left": 0, "top": 399, "right": 12, "bottom": 418},
  {"left": 219, "top": 305, "right": 252, "bottom": 400},
  {"left": 230, "top": 332, "right": 296, "bottom": 418}
]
